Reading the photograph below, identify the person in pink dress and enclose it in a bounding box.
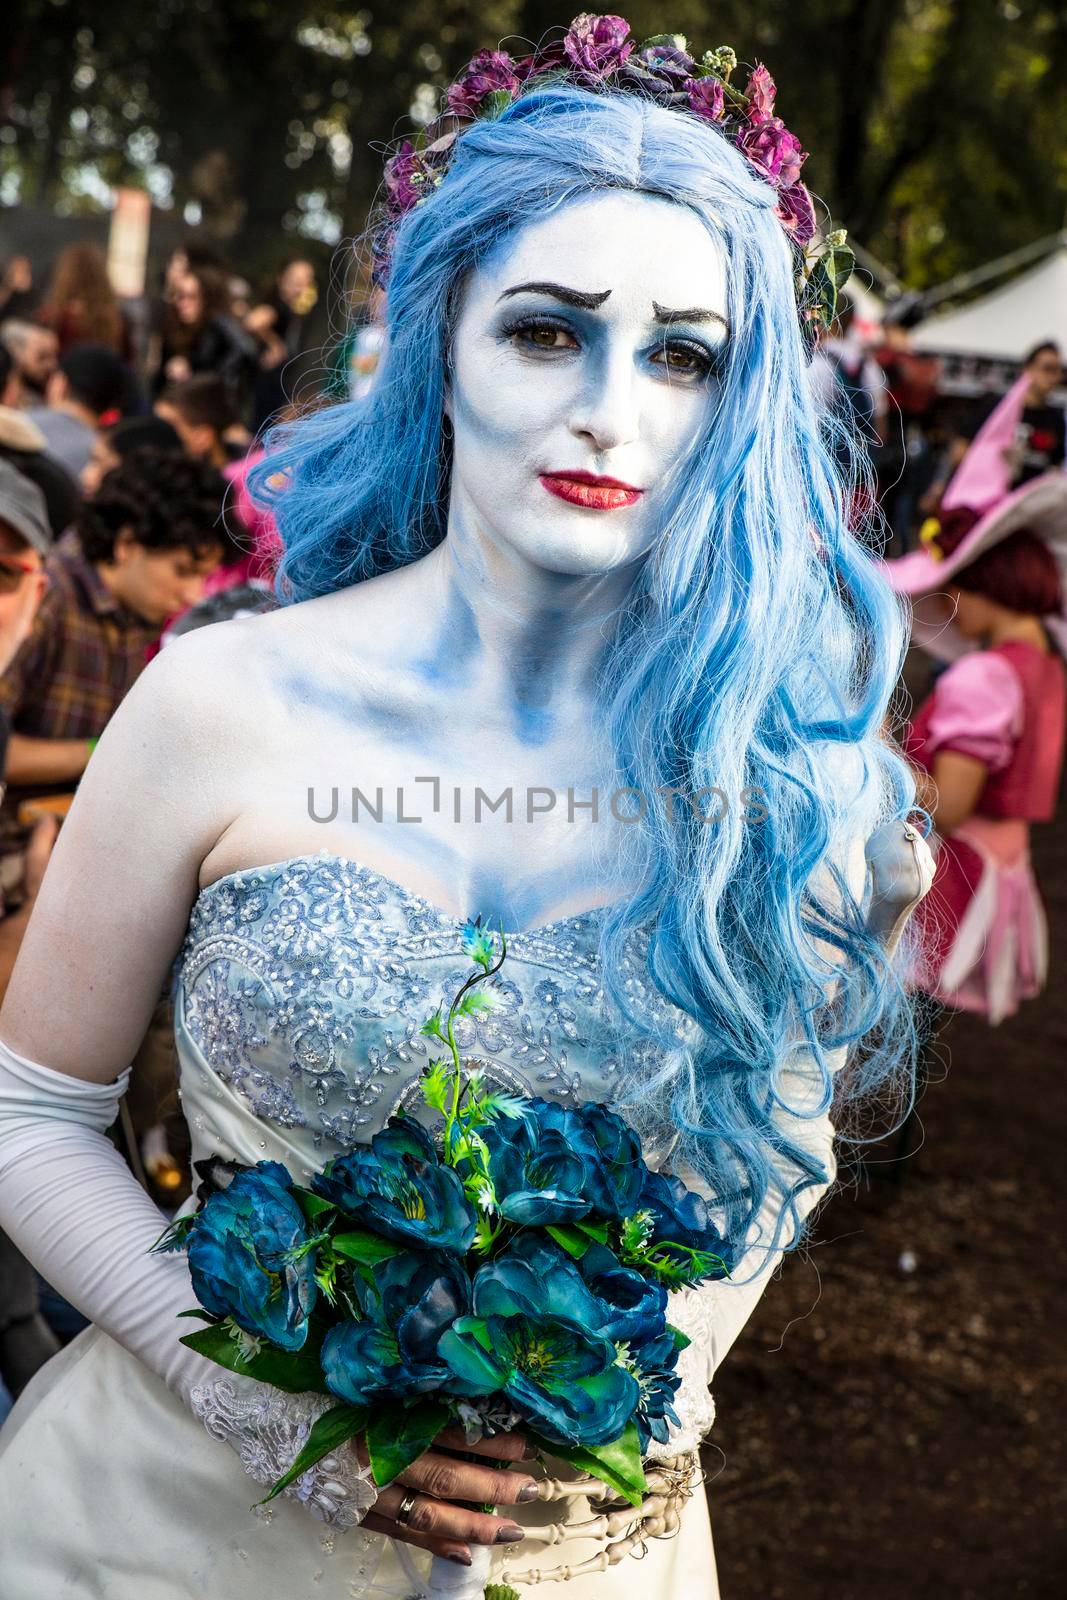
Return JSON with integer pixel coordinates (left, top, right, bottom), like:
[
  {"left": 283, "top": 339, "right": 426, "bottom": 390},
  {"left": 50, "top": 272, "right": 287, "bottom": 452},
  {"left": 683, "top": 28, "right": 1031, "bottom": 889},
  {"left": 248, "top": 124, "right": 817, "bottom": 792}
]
[{"left": 887, "top": 476, "right": 1067, "bottom": 1022}]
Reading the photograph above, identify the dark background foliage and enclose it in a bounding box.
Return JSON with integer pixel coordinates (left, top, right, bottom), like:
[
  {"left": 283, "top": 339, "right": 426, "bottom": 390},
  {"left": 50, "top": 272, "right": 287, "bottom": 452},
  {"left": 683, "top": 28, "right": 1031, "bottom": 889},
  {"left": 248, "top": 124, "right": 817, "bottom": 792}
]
[{"left": 3, "top": 0, "right": 1065, "bottom": 287}]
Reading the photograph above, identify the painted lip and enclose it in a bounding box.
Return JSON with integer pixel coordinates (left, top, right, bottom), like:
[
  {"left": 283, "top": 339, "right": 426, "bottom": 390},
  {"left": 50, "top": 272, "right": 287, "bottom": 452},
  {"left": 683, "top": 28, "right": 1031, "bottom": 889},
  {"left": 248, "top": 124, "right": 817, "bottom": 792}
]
[{"left": 539, "top": 470, "right": 644, "bottom": 511}]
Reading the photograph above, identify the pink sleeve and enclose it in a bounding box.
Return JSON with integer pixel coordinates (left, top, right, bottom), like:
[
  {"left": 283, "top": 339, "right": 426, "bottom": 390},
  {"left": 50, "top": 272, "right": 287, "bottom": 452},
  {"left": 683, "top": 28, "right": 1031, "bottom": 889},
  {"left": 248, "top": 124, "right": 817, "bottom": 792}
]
[{"left": 924, "top": 652, "right": 1024, "bottom": 773}]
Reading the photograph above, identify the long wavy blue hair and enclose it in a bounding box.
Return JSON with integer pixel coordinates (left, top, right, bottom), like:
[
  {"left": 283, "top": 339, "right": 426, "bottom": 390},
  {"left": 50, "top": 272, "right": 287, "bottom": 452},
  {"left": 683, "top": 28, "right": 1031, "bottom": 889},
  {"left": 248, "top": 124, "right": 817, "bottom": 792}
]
[{"left": 251, "top": 86, "right": 922, "bottom": 1267}]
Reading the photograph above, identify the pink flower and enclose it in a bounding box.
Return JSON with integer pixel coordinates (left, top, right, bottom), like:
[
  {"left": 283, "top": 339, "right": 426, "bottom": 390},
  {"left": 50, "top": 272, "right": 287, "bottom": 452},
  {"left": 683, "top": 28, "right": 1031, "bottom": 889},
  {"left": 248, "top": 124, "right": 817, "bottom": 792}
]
[
  {"left": 446, "top": 50, "right": 520, "bottom": 118},
  {"left": 741, "top": 119, "right": 807, "bottom": 186},
  {"left": 563, "top": 13, "right": 633, "bottom": 80},
  {"left": 775, "top": 182, "right": 817, "bottom": 244},
  {"left": 383, "top": 141, "right": 423, "bottom": 214},
  {"left": 686, "top": 76, "right": 725, "bottom": 123},
  {"left": 745, "top": 62, "right": 776, "bottom": 125}
]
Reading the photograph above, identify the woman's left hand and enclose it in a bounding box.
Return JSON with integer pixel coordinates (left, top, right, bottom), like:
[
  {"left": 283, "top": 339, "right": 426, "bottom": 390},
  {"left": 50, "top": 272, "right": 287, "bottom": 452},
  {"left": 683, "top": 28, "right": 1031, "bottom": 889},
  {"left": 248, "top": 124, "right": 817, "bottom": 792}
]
[{"left": 360, "top": 1425, "right": 537, "bottom": 1566}]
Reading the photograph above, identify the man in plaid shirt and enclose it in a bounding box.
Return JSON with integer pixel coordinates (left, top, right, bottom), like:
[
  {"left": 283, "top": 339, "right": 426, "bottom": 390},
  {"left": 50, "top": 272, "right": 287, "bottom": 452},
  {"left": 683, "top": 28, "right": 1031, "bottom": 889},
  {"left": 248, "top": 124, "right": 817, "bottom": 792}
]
[{"left": 0, "top": 447, "right": 238, "bottom": 876}]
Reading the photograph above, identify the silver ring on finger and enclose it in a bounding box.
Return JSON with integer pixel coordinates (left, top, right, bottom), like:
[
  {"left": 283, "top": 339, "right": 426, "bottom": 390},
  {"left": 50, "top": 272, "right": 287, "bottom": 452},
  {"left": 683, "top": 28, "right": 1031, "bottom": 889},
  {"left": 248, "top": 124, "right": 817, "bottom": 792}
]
[{"left": 394, "top": 1491, "right": 420, "bottom": 1527}]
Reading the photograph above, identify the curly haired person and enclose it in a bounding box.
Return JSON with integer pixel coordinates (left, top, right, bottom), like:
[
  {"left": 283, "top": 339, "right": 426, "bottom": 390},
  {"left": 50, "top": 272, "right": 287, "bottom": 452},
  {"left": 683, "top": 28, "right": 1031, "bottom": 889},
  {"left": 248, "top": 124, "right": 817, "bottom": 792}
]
[{"left": 0, "top": 447, "right": 237, "bottom": 858}]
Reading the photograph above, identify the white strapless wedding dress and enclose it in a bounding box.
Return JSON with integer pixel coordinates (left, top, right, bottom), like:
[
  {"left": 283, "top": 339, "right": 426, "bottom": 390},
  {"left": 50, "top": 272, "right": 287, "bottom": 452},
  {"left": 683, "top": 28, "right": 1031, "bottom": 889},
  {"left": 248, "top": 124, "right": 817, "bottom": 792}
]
[{"left": 0, "top": 853, "right": 723, "bottom": 1598}]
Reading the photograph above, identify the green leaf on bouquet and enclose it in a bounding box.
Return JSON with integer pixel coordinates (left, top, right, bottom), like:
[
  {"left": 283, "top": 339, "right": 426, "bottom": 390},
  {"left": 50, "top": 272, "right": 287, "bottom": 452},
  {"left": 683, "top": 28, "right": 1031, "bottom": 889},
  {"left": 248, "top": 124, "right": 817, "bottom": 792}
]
[
  {"left": 179, "top": 1323, "right": 329, "bottom": 1395},
  {"left": 534, "top": 1422, "right": 647, "bottom": 1507},
  {"left": 176, "top": 1307, "right": 221, "bottom": 1322},
  {"left": 454, "top": 985, "right": 500, "bottom": 1019},
  {"left": 474, "top": 1091, "right": 526, "bottom": 1125},
  {"left": 257, "top": 1402, "right": 368, "bottom": 1505},
  {"left": 666, "top": 1322, "right": 692, "bottom": 1353},
  {"left": 575, "top": 1218, "right": 610, "bottom": 1244},
  {"left": 485, "top": 1587, "right": 522, "bottom": 1600},
  {"left": 150, "top": 1214, "right": 196, "bottom": 1254},
  {"left": 331, "top": 1230, "right": 404, "bottom": 1267},
  {"left": 292, "top": 1187, "right": 336, "bottom": 1225},
  {"left": 545, "top": 1223, "right": 591, "bottom": 1260},
  {"left": 420, "top": 1057, "right": 451, "bottom": 1113},
  {"left": 366, "top": 1397, "right": 452, "bottom": 1487},
  {"left": 420, "top": 1009, "right": 446, "bottom": 1041}
]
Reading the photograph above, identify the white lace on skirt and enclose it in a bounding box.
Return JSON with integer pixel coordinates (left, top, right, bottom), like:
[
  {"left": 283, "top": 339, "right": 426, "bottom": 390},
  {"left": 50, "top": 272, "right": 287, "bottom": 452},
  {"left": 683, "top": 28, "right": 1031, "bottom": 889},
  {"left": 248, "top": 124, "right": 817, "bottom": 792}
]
[
  {"left": 645, "top": 1282, "right": 716, "bottom": 1460},
  {"left": 190, "top": 1377, "right": 379, "bottom": 1529}
]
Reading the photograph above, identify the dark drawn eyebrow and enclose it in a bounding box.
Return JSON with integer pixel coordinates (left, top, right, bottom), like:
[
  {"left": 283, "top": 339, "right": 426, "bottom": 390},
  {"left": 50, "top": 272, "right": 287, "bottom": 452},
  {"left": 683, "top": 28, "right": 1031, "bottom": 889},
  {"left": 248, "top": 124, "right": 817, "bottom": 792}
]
[
  {"left": 498, "top": 281, "right": 612, "bottom": 310},
  {"left": 652, "top": 302, "right": 730, "bottom": 335}
]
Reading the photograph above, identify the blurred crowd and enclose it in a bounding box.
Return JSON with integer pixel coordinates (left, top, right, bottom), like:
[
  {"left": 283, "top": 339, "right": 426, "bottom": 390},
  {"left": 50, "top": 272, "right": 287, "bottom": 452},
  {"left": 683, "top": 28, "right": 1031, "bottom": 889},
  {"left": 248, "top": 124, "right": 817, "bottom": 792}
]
[
  {"left": 811, "top": 308, "right": 1065, "bottom": 552},
  {"left": 0, "top": 234, "right": 1064, "bottom": 1423}
]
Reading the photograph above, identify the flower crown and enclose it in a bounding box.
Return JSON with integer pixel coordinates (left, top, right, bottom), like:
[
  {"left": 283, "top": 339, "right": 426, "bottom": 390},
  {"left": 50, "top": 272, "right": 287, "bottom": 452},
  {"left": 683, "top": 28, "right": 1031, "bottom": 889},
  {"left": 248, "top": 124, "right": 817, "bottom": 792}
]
[{"left": 375, "top": 12, "right": 854, "bottom": 341}]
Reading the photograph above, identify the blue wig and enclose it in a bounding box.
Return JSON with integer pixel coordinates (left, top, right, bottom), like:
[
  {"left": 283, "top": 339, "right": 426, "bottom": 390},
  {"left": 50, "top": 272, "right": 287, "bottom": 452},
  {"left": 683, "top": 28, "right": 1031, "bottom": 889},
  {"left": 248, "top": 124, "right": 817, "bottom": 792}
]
[{"left": 251, "top": 86, "right": 921, "bottom": 1265}]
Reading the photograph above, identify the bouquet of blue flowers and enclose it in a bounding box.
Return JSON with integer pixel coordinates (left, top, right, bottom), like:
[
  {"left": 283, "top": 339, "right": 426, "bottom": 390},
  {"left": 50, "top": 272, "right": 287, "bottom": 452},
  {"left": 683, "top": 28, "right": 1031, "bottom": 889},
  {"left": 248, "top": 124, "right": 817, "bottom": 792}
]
[{"left": 155, "top": 920, "right": 731, "bottom": 1525}]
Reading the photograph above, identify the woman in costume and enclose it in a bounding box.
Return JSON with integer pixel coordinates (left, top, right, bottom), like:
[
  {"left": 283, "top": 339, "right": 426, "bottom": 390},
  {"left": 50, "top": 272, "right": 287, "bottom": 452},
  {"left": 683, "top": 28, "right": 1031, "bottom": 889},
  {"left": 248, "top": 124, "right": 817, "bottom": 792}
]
[
  {"left": 888, "top": 480, "right": 1067, "bottom": 1022},
  {"left": 0, "top": 18, "right": 932, "bottom": 1598}
]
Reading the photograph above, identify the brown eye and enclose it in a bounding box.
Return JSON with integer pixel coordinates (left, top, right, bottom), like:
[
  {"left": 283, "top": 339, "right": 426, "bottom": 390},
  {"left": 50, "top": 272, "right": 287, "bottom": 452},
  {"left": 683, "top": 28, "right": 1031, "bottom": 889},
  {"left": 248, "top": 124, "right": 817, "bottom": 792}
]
[
  {"left": 653, "top": 339, "right": 715, "bottom": 381},
  {"left": 508, "top": 318, "right": 579, "bottom": 353}
]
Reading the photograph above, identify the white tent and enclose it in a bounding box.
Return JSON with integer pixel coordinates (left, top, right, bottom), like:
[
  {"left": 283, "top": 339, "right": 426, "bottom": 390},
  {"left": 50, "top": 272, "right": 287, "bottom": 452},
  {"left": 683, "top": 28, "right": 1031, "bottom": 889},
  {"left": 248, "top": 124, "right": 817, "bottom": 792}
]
[{"left": 910, "top": 239, "right": 1067, "bottom": 360}]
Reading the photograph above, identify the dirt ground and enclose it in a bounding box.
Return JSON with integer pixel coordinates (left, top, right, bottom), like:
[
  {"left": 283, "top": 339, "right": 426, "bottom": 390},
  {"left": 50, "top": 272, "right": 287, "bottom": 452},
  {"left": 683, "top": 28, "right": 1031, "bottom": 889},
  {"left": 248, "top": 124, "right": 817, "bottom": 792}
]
[{"left": 704, "top": 724, "right": 1067, "bottom": 1597}]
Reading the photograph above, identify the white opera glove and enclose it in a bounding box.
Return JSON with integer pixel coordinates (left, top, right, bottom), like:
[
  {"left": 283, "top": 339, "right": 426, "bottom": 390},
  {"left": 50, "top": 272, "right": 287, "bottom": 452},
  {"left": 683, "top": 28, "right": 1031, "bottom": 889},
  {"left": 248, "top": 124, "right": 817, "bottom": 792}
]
[{"left": 0, "top": 1038, "right": 377, "bottom": 1529}]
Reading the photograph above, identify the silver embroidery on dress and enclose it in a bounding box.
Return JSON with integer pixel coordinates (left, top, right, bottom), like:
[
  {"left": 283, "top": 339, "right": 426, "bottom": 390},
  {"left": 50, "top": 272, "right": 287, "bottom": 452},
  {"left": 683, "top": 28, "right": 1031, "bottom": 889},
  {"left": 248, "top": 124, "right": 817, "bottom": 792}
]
[
  {"left": 178, "top": 853, "right": 677, "bottom": 1144},
  {"left": 176, "top": 852, "right": 719, "bottom": 1498}
]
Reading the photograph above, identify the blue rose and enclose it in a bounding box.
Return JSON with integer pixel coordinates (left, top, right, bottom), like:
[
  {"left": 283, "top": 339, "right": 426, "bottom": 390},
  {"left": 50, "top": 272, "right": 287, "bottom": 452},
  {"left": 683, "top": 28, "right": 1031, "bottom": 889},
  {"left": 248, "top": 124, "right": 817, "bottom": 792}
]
[
  {"left": 471, "top": 1233, "right": 606, "bottom": 1328},
  {"left": 436, "top": 1235, "right": 642, "bottom": 1447},
  {"left": 627, "top": 1328, "right": 684, "bottom": 1451},
  {"left": 484, "top": 1097, "right": 596, "bottom": 1225},
  {"left": 573, "top": 1102, "right": 648, "bottom": 1217},
  {"left": 312, "top": 1117, "right": 476, "bottom": 1253},
  {"left": 322, "top": 1249, "right": 473, "bottom": 1405},
  {"left": 577, "top": 1241, "right": 668, "bottom": 1346},
  {"left": 187, "top": 1160, "right": 319, "bottom": 1351},
  {"left": 639, "top": 1168, "right": 732, "bottom": 1275},
  {"left": 439, "top": 1312, "right": 639, "bottom": 1448}
]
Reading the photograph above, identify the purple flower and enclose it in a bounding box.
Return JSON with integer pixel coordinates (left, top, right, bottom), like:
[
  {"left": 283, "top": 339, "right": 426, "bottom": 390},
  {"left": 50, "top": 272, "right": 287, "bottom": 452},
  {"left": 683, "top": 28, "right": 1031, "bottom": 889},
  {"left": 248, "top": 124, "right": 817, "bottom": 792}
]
[
  {"left": 447, "top": 50, "right": 521, "bottom": 118},
  {"left": 383, "top": 141, "right": 423, "bottom": 214},
  {"left": 687, "top": 76, "right": 725, "bottom": 123},
  {"left": 563, "top": 13, "right": 634, "bottom": 81},
  {"left": 776, "top": 181, "right": 817, "bottom": 244},
  {"left": 635, "top": 43, "right": 695, "bottom": 85},
  {"left": 741, "top": 118, "right": 807, "bottom": 186},
  {"left": 745, "top": 62, "right": 776, "bottom": 125}
]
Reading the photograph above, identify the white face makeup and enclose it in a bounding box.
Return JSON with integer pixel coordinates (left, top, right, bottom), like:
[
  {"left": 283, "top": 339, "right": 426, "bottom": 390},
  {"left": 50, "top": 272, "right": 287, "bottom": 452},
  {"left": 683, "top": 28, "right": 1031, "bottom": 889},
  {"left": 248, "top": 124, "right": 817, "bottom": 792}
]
[{"left": 446, "top": 190, "right": 729, "bottom": 581}]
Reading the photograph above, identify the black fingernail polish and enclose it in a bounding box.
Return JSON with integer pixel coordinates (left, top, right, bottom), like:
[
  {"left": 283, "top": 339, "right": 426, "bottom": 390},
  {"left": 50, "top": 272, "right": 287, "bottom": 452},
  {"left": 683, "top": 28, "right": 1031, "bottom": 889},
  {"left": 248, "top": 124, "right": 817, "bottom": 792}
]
[
  {"left": 447, "top": 1551, "right": 472, "bottom": 1567},
  {"left": 518, "top": 1482, "right": 540, "bottom": 1502},
  {"left": 496, "top": 1524, "right": 525, "bottom": 1544}
]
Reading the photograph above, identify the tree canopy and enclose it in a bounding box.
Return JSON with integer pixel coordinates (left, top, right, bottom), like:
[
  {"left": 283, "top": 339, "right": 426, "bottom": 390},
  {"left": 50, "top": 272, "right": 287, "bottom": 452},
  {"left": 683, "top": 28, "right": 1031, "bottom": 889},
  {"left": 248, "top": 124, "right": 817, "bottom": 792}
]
[{"left": 3, "top": 0, "right": 1065, "bottom": 287}]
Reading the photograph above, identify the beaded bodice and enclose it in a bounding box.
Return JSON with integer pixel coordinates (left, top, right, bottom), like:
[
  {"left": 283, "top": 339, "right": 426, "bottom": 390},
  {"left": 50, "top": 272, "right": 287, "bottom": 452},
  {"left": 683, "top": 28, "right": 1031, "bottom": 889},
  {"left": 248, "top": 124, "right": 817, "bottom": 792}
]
[{"left": 174, "top": 851, "right": 684, "bottom": 1160}]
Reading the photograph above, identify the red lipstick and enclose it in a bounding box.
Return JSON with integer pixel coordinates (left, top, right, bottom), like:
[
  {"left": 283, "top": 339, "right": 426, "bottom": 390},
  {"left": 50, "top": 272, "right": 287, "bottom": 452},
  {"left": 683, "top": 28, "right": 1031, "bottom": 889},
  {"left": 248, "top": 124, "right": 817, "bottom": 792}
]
[{"left": 539, "top": 470, "right": 643, "bottom": 511}]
